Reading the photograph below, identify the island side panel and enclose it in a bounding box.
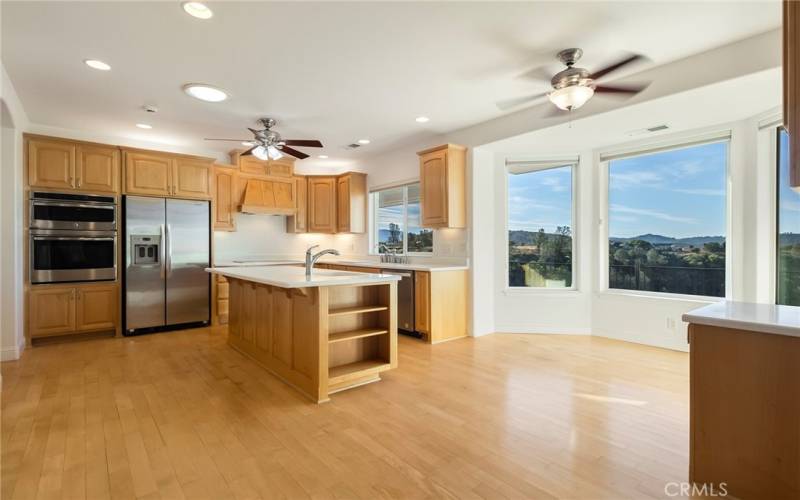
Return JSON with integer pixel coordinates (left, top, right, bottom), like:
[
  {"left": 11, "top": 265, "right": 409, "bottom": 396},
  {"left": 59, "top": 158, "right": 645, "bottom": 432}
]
[
  {"left": 689, "top": 323, "right": 800, "bottom": 499},
  {"left": 226, "top": 278, "right": 327, "bottom": 403}
]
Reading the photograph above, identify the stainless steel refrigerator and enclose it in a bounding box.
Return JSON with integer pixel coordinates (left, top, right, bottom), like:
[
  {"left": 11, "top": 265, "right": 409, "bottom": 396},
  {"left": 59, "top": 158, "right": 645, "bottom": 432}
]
[{"left": 124, "top": 196, "right": 210, "bottom": 334}]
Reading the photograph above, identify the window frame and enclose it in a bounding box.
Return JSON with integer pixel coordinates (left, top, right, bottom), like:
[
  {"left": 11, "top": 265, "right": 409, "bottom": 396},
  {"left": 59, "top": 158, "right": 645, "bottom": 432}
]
[
  {"left": 369, "top": 181, "right": 432, "bottom": 256},
  {"left": 599, "top": 133, "right": 731, "bottom": 301},
  {"left": 503, "top": 158, "right": 579, "bottom": 292}
]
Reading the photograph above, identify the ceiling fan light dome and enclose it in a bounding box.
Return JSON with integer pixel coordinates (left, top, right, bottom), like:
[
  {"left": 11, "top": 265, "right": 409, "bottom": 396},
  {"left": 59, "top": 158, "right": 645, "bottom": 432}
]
[
  {"left": 252, "top": 146, "right": 269, "bottom": 161},
  {"left": 549, "top": 85, "right": 594, "bottom": 111},
  {"left": 267, "top": 145, "right": 283, "bottom": 160}
]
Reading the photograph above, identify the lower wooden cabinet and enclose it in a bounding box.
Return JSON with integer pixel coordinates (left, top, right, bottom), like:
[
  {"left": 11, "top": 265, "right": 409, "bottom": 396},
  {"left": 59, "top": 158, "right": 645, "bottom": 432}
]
[
  {"left": 29, "top": 283, "right": 118, "bottom": 339},
  {"left": 414, "top": 270, "right": 467, "bottom": 344},
  {"left": 414, "top": 271, "right": 431, "bottom": 334},
  {"left": 214, "top": 275, "right": 230, "bottom": 325}
]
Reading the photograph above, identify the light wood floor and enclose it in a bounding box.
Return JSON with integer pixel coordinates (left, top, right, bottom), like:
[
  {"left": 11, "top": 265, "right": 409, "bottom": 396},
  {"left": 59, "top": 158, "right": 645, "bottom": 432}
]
[{"left": 2, "top": 328, "right": 690, "bottom": 500}]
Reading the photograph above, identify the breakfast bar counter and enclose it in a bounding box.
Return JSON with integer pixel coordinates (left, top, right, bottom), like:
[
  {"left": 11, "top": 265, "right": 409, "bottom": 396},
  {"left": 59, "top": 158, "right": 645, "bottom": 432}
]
[{"left": 206, "top": 265, "right": 399, "bottom": 403}]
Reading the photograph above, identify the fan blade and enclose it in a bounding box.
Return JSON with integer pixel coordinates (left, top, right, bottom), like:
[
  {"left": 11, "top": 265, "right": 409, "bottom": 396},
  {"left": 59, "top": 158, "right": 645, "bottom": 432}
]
[
  {"left": 517, "top": 65, "right": 556, "bottom": 83},
  {"left": 240, "top": 146, "right": 256, "bottom": 156},
  {"left": 278, "top": 145, "right": 309, "bottom": 160},
  {"left": 590, "top": 54, "right": 646, "bottom": 81},
  {"left": 595, "top": 82, "right": 650, "bottom": 95},
  {"left": 204, "top": 138, "right": 252, "bottom": 142},
  {"left": 496, "top": 91, "right": 549, "bottom": 111},
  {"left": 282, "top": 139, "right": 323, "bottom": 148}
]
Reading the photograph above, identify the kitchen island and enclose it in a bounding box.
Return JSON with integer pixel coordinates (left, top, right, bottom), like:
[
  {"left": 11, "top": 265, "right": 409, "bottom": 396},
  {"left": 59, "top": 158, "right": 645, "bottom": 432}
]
[
  {"left": 206, "top": 266, "right": 399, "bottom": 403},
  {"left": 683, "top": 302, "right": 800, "bottom": 499}
]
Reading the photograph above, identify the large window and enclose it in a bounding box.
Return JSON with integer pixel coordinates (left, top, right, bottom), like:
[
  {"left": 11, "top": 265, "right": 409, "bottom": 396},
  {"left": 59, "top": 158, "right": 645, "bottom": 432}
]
[
  {"left": 507, "top": 161, "right": 574, "bottom": 288},
  {"left": 777, "top": 128, "right": 800, "bottom": 305},
  {"left": 607, "top": 139, "right": 728, "bottom": 297},
  {"left": 371, "top": 183, "right": 432, "bottom": 254}
]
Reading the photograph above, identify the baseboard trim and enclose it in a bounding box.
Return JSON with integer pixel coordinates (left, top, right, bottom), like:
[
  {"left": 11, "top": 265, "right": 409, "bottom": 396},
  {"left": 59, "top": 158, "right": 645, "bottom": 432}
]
[
  {"left": 493, "top": 325, "right": 591, "bottom": 335},
  {"left": 592, "top": 329, "right": 689, "bottom": 352},
  {"left": 1, "top": 345, "right": 20, "bottom": 362}
]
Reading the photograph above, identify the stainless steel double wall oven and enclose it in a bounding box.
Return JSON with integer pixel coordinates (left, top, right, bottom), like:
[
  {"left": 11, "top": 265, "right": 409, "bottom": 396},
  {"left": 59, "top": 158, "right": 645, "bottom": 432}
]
[{"left": 29, "top": 192, "right": 118, "bottom": 284}]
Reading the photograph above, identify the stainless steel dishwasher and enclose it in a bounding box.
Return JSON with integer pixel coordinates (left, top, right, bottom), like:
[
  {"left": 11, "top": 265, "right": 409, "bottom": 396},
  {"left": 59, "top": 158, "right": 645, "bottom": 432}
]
[{"left": 380, "top": 269, "right": 420, "bottom": 338}]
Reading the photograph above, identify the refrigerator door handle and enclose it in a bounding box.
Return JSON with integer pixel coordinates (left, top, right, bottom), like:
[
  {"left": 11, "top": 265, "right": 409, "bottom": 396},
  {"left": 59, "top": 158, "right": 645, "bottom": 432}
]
[
  {"left": 165, "top": 223, "right": 173, "bottom": 277},
  {"left": 159, "top": 224, "right": 166, "bottom": 279}
]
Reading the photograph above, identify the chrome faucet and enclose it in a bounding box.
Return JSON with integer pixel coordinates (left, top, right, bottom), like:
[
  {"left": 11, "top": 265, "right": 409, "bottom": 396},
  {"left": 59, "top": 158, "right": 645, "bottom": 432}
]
[{"left": 305, "top": 245, "right": 341, "bottom": 278}]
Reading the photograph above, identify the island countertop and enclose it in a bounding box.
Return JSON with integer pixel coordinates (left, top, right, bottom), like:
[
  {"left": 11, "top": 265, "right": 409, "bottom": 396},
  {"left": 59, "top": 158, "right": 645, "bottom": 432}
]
[
  {"left": 206, "top": 265, "right": 400, "bottom": 288},
  {"left": 682, "top": 301, "right": 800, "bottom": 338}
]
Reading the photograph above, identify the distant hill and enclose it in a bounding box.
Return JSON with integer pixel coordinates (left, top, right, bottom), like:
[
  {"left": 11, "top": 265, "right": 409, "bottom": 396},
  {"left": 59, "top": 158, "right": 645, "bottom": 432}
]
[
  {"left": 778, "top": 232, "right": 800, "bottom": 245},
  {"left": 609, "top": 234, "right": 725, "bottom": 245},
  {"left": 508, "top": 230, "right": 571, "bottom": 245}
]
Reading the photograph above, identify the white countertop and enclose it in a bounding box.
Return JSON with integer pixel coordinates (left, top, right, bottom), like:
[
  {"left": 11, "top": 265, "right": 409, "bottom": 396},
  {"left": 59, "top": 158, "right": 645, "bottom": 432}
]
[
  {"left": 206, "top": 265, "right": 400, "bottom": 289},
  {"left": 682, "top": 301, "right": 800, "bottom": 338},
  {"left": 213, "top": 257, "right": 468, "bottom": 272}
]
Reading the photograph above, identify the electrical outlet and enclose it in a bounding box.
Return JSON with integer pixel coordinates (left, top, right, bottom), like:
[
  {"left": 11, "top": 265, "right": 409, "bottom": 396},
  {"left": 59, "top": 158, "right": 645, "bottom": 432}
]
[{"left": 666, "top": 317, "right": 676, "bottom": 331}]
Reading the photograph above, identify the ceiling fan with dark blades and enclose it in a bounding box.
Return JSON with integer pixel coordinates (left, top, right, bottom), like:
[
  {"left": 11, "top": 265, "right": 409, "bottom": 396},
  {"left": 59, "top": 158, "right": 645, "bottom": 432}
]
[
  {"left": 204, "top": 118, "right": 323, "bottom": 160},
  {"left": 496, "top": 48, "right": 651, "bottom": 112}
]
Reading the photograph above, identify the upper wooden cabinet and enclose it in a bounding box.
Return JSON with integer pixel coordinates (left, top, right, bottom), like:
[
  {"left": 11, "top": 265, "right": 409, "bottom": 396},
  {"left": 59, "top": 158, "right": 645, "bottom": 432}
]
[
  {"left": 123, "top": 149, "right": 212, "bottom": 199},
  {"left": 76, "top": 145, "right": 120, "bottom": 193},
  {"left": 173, "top": 158, "right": 212, "bottom": 199},
  {"left": 417, "top": 144, "right": 466, "bottom": 228},
  {"left": 286, "top": 175, "right": 308, "bottom": 233},
  {"left": 336, "top": 173, "right": 367, "bottom": 233},
  {"left": 785, "top": 0, "right": 800, "bottom": 187},
  {"left": 213, "top": 166, "right": 237, "bottom": 231},
  {"left": 307, "top": 176, "right": 337, "bottom": 233},
  {"left": 27, "top": 136, "right": 121, "bottom": 194},
  {"left": 124, "top": 151, "right": 173, "bottom": 196},
  {"left": 229, "top": 150, "right": 295, "bottom": 177}
]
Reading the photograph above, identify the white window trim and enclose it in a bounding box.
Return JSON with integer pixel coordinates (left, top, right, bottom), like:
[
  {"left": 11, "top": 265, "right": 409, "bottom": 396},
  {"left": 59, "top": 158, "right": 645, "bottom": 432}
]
[
  {"left": 503, "top": 157, "right": 579, "bottom": 292},
  {"left": 598, "top": 131, "right": 732, "bottom": 299},
  {"left": 368, "top": 181, "right": 433, "bottom": 257}
]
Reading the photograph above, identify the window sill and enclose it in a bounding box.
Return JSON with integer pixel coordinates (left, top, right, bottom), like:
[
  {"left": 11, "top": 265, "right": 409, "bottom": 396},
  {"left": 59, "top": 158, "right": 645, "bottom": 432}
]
[
  {"left": 596, "top": 288, "right": 724, "bottom": 304},
  {"left": 502, "top": 287, "right": 582, "bottom": 297}
]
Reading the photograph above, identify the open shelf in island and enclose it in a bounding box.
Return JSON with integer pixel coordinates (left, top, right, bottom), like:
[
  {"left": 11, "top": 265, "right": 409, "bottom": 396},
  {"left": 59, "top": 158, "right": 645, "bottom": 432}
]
[{"left": 220, "top": 273, "right": 397, "bottom": 403}]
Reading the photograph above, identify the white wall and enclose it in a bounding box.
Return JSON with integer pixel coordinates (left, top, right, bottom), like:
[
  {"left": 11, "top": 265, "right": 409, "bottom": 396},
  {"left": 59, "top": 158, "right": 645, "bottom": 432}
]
[{"left": 1, "top": 62, "right": 29, "bottom": 361}]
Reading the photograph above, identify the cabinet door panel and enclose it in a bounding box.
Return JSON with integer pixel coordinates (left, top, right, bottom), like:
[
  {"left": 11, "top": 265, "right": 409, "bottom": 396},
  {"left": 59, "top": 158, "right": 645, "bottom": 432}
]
[
  {"left": 29, "top": 287, "right": 76, "bottom": 337},
  {"left": 76, "top": 285, "right": 117, "bottom": 331},
  {"left": 77, "top": 145, "right": 119, "bottom": 193},
  {"left": 420, "top": 151, "right": 448, "bottom": 226},
  {"left": 337, "top": 176, "right": 350, "bottom": 233},
  {"left": 240, "top": 157, "right": 267, "bottom": 175},
  {"left": 273, "top": 179, "right": 294, "bottom": 209},
  {"left": 307, "top": 177, "right": 336, "bottom": 233},
  {"left": 173, "top": 160, "right": 211, "bottom": 199},
  {"left": 213, "top": 167, "right": 236, "bottom": 230},
  {"left": 414, "top": 271, "right": 431, "bottom": 334},
  {"left": 125, "top": 152, "right": 172, "bottom": 196},
  {"left": 28, "top": 139, "right": 76, "bottom": 189},
  {"left": 286, "top": 176, "right": 307, "bottom": 233},
  {"left": 268, "top": 161, "right": 293, "bottom": 178}
]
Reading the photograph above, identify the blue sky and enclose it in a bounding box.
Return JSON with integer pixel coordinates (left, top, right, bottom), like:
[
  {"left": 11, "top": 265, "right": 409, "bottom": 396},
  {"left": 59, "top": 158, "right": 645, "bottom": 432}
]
[
  {"left": 508, "top": 141, "right": 729, "bottom": 239},
  {"left": 779, "top": 129, "right": 800, "bottom": 235},
  {"left": 508, "top": 166, "right": 572, "bottom": 234}
]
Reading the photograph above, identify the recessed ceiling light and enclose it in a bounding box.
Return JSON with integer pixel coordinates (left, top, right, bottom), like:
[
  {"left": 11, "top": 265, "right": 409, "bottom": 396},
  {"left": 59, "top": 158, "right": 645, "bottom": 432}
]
[
  {"left": 84, "top": 59, "right": 111, "bottom": 71},
  {"left": 357, "top": 139, "right": 370, "bottom": 145},
  {"left": 183, "top": 83, "right": 228, "bottom": 102},
  {"left": 242, "top": 141, "right": 254, "bottom": 147},
  {"left": 136, "top": 123, "right": 153, "bottom": 129},
  {"left": 415, "top": 116, "right": 430, "bottom": 123},
  {"left": 318, "top": 155, "right": 329, "bottom": 159},
  {"left": 182, "top": 2, "right": 213, "bottom": 19}
]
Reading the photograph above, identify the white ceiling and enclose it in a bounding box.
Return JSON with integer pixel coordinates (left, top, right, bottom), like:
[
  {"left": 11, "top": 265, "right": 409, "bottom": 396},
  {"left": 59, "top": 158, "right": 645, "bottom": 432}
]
[{"left": 1, "top": 1, "right": 781, "bottom": 167}]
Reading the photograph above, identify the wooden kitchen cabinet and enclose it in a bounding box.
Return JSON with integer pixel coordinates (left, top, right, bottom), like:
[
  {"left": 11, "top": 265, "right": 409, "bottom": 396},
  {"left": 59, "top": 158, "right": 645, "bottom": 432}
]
[
  {"left": 28, "top": 283, "right": 119, "bottom": 339},
  {"left": 214, "top": 274, "right": 230, "bottom": 325},
  {"left": 27, "top": 137, "right": 76, "bottom": 190},
  {"left": 268, "top": 158, "right": 294, "bottom": 178},
  {"left": 414, "top": 271, "right": 431, "bottom": 334},
  {"left": 336, "top": 173, "right": 367, "bottom": 233},
  {"left": 229, "top": 150, "right": 295, "bottom": 178},
  {"left": 123, "top": 149, "right": 213, "bottom": 198},
  {"left": 28, "top": 286, "right": 76, "bottom": 337},
  {"left": 76, "top": 285, "right": 117, "bottom": 332},
  {"left": 76, "top": 145, "right": 120, "bottom": 193},
  {"left": 286, "top": 176, "right": 308, "bottom": 233},
  {"left": 213, "top": 166, "right": 237, "bottom": 231},
  {"left": 307, "top": 176, "right": 337, "bottom": 233},
  {"left": 124, "top": 151, "right": 173, "bottom": 196},
  {"left": 417, "top": 144, "right": 466, "bottom": 228},
  {"left": 173, "top": 159, "right": 212, "bottom": 199}
]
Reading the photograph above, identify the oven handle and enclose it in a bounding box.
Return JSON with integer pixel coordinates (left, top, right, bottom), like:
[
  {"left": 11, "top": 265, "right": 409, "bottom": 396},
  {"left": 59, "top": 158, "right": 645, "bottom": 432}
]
[
  {"left": 31, "top": 236, "right": 115, "bottom": 241},
  {"left": 31, "top": 200, "right": 116, "bottom": 210}
]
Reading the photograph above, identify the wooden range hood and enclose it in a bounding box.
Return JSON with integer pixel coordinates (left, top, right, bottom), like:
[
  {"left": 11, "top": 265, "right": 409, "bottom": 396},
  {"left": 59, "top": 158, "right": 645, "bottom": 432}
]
[{"left": 238, "top": 178, "right": 296, "bottom": 215}]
